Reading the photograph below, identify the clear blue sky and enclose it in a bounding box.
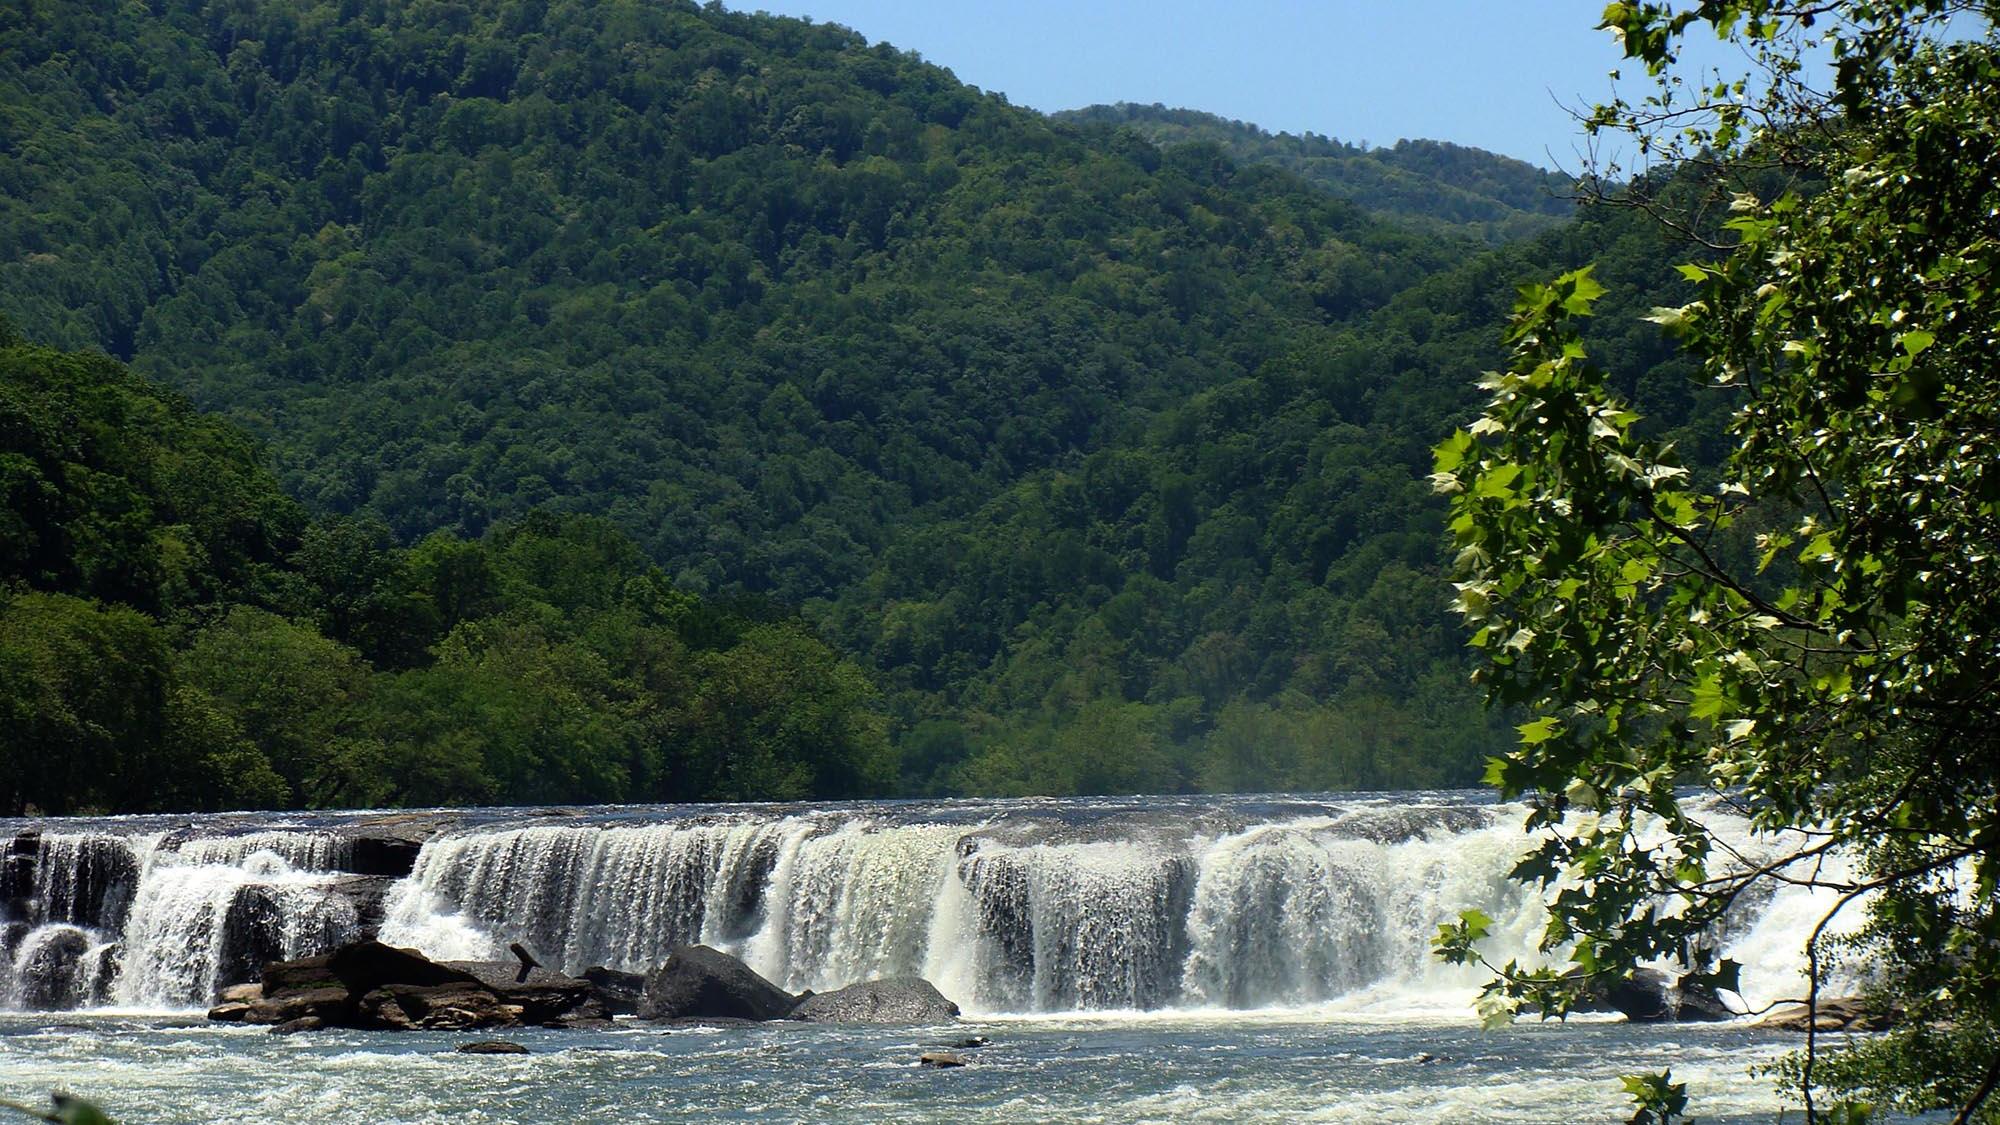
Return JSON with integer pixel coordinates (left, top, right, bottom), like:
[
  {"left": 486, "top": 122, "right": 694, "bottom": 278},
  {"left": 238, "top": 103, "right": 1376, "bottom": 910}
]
[{"left": 726, "top": 1, "right": 1761, "bottom": 170}]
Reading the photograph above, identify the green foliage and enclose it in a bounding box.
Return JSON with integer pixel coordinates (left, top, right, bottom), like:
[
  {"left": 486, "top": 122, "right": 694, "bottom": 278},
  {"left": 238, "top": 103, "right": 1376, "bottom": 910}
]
[
  {"left": 0, "top": 0, "right": 1730, "bottom": 800},
  {"left": 0, "top": 335, "right": 890, "bottom": 813},
  {"left": 1061, "top": 103, "right": 1578, "bottom": 244},
  {"left": 1621, "top": 1070, "right": 1690, "bottom": 1125},
  {"left": 1437, "top": 3, "right": 2000, "bottom": 1120},
  {"left": 0, "top": 0, "right": 1714, "bottom": 799}
]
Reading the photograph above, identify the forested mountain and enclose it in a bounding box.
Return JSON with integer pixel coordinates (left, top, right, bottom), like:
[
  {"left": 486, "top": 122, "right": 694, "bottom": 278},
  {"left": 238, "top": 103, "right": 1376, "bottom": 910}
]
[
  {"left": 0, "top": 320, "right": 892, "bottom": 814},
  {"left": 0, "top": 0, "right": 1699, "bottom": 806},
  {"left": 1059, "top": 104, "right": 1579, "bottom": 244}
]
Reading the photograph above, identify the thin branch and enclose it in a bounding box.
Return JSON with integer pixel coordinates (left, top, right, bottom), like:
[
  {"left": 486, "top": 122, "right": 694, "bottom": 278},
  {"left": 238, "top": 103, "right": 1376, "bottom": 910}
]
[{"left": 1948, "top": 1046, "right": 2000, "bottom": 1125}]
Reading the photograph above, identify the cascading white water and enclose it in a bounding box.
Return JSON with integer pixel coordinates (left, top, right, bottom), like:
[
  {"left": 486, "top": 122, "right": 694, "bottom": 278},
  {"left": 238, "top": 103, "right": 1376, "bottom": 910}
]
[
  {"left": 741, "top": 821, "right": 961, "bottom": 992},
  {"left": 0, "top": 830, "right": 360, "bottom": 1010},
  {"left": 370, "top": 797, "right": 1859, "bottom": 1016},
  {"left": 3, "top": 796, "right": 1868, "bottom": 1016},
  {"left": 114, "top": 850, "right": 358, "bottom": 1008}
]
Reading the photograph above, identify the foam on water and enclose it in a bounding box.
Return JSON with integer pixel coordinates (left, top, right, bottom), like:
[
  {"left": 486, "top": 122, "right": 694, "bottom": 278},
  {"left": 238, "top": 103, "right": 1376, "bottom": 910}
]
[
  {"left": 0, "top": 1011, "right": 1837, "bottom": 1125},
  {"left": 4, "top": 794, "right": 1868, "bottom": 1019}
]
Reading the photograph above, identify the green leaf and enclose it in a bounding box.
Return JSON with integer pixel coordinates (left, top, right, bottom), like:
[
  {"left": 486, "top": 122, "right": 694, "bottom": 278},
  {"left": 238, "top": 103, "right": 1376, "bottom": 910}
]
[{"left": 1517, "top": 716, "right": 1561, "bottom": 745}]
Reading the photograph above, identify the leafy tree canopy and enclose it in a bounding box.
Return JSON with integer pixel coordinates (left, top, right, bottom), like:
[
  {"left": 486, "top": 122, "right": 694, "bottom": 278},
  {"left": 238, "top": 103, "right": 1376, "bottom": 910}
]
[{"left": 1434, "top": 2, "right": 2000, "bottom": 1120}]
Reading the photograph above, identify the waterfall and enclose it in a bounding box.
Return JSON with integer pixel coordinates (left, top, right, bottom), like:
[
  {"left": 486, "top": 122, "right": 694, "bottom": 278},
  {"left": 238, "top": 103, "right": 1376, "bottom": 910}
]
[
  {"left": 3, "top": 796, "right": 1865, "bottom": 1015},
  {"left": 0, "top": 830, "right": 360, "bottom": 1010}
]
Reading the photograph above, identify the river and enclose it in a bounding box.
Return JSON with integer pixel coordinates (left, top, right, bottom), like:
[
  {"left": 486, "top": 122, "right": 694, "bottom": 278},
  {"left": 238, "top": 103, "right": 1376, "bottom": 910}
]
[{"left": 0, "top": 792, "right": 1872, "bottom": 1122}]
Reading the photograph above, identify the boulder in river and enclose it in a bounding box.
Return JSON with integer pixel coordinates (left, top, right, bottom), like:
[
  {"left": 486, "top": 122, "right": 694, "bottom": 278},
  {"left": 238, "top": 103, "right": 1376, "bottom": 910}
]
[
  {"left": 231, "top": 940, "right": 603, "bottom": 1032},
  {"left": 789, "top": 978, "right": 960, "bottom": 1024},
  {"left": 582, "top": 966, "right": 646, "bottom": 1015},
  {"left": 638, "top": 944, "right": 799, "bottom": 1022},
  {"left": 358, "top": 983, "right": 526, "bottom": 1031},
  {"left": 442, "top": 961, "right": 604, "bottom": 1025},
  {"left": 1587, "top": 967, "right": 1737, "bottom": 1023},
  {"left": 243, "top": 985, "right": 354, "bottom": 1026},
  {"left": 918, "top": 1051, "right": 967, "bottom": 1068},
  {"left": 1759, "top": 996, "right": 1898, "bottom": 1032},
  {"left": 268, "top": 1016, "right": 327, "bottom": 1035},
  {"left": 458, "top": 1040, "right": 531, "bottom": 1054},
  {"left": 330, "top": 940, "right": 484, "bottom": 994}
]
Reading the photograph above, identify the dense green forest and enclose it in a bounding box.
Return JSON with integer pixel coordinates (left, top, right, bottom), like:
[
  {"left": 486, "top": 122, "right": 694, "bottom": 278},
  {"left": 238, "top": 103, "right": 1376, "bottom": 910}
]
[
  {"left": 0, "top": 0, "right": 1701, "bottom": 809},
  {"left": 0, "top": 318, "right": 893, "bottom": 813},
  {"left": 1058, "top": 104, "right": 1578, "bottom": 245}
]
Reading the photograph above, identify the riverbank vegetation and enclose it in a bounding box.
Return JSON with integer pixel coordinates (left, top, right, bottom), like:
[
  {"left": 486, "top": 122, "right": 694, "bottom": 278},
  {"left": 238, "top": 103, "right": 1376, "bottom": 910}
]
[{"left": 1434, "top": 1, "right": 2000, "bottom": 1119}]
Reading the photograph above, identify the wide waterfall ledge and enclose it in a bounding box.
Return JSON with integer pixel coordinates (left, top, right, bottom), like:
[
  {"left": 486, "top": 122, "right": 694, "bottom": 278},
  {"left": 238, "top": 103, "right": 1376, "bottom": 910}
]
[{"left": 0, "top": 793, "right": 1859, "bottom": 1017}]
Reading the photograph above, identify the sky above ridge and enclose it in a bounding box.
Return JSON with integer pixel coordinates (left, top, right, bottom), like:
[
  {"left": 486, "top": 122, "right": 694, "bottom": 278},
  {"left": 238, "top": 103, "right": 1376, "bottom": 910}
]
[{"left": 727, "top": 1, "right": 1768, "bottom": 171}]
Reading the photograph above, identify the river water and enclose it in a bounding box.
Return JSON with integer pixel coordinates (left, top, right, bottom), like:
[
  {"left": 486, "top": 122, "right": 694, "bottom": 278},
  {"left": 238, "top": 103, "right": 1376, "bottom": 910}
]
[
  {"left": 0, "top": 1012, "right": 1818, "bottom": 1123},
  {"left": 0, "top": 792, "right": 1874, "bottom": 1122}
]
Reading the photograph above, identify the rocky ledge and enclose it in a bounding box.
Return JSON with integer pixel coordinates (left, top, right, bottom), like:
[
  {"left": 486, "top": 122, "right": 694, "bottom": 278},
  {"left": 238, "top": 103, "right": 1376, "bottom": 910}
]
[
  {"left": 209, "top": 940, "right": 964, "bottom": 1032},
  {"left": 1758, "top": 996, "right": 1900, "bottom": 1033},
  {"left": 637, "top": 943, "right": 961, "bottom": 1026},
  {"left": 211, "top": 941, "right": 612, "bottom": 1031}
]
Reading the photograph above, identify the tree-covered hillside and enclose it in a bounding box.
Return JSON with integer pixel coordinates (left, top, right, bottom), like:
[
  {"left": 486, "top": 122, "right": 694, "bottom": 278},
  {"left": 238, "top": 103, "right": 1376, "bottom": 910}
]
[
  {"left": 0, "top": 0, "right": 1699, "bottom": 804},
  {"left": 1060, "top": 104, "right": 1579, "bottom": 244},
  {"left": 0, "top": 321, "right": 892, "bottom": 814}
]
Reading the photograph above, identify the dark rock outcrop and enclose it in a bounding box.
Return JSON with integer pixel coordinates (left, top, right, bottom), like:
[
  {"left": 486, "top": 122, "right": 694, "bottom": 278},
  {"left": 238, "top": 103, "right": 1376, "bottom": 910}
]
[
  {"left": 582, "top": 966, "right": 646, "bottom": 1015},
  {"left": 442, "top": 961, "right": 603, "bottom": 1024},
  {"left": 1583, "top": 968, "right": 1738, "bottom": 1023},
  {"left": 346, "top": 837, "right": 423, "bottom": 878},
  {"left": 0, "top": 921, "right": 28, "bottom": 961},
  {"left": 638, "top": 945, "right": 798, "bottom": 1022},
  {"left": 0, "top": 834, "right": 37, "bottom": 916},
  {"left": 243, "top": 985, "right": 355, "bottom": 1026},
  {"left": 11, "top": 928, "right": 91, "bottom": 1011},
  {"left": 227, "top": 941, "right": 603, "bottom": 1033},
  {"left": 357, "top": 983, "right": 525, "bottom": 1031},
  {"left": 328, "top": 875, "right": 399, "bottom": 934},
  {"left": 260, "top": 953, "right": 343, "bottom": 995},
  {"left": 331, "top": 940, "right": 483, "bottom": 993},
  {"left": 458, "top": 1040, "right": 530, "bottom": 1054},
  {"left": 269, "top": 1016, "right": 327, "bottom": 1035},
  {"left": 789, "top": 978, "right": 960, "bottom": 1024}
]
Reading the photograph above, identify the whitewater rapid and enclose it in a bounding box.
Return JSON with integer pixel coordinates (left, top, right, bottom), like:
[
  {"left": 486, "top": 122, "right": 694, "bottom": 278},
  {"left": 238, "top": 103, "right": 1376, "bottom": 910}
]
[{"left": 0, "top": 794, "right": 1849, "bottom": 1016}]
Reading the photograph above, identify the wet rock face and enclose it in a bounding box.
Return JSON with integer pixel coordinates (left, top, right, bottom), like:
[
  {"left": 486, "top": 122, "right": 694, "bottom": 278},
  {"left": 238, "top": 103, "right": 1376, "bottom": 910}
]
[
  {"left": 231, "top": 941, "right": 605, "bottom": 1032},
  {"left": 789, "top": 978, "right": 960, "bottom": 1024},
  {"left": 36, "top": 836, "right": 140, "bottom": 931},
  {"left": 346, "top": 838, "right": 423, "bottom": 879},
  {"left": 10, "top": 927, "right": 91, "bottom": 1010},
  {"left": 637, "top": 944, "right": 799, "bottom": 1023},
  {"left": 1589, "top": 968, "right": 1737, "bottom": 1023},
  {"left": 1, "top": 834, "right": 37, "bottom": 916},
  {"left": 581, "top": 966, "right": 645, "bottom": 1015},
  {"left": 219, "top": 886, "right": 293, "bottom": 989}
]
